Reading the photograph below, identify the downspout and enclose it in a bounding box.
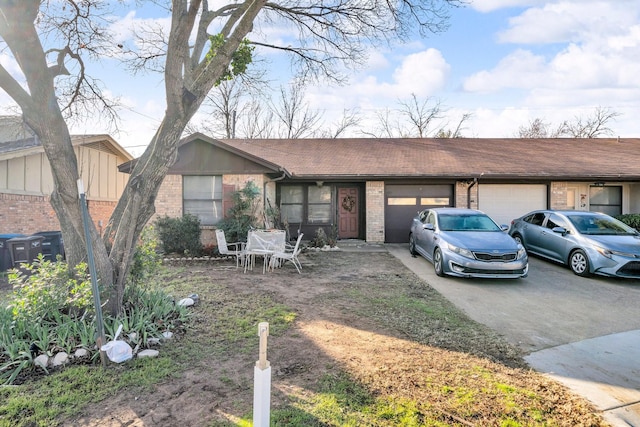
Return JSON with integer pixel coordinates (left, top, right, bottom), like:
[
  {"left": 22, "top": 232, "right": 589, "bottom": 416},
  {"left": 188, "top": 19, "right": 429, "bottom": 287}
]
[
  {"left": 263, "top": 168, "right": 289, "bottom": 228},
  {"left": 467, "top": 177, "right": 478, "bottom": 209}
]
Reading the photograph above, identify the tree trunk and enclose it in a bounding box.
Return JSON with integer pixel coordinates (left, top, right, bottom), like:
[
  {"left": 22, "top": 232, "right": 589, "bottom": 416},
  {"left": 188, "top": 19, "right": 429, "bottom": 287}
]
[{"left": 0, "top": 4, "right": 116, "bottom": 314}]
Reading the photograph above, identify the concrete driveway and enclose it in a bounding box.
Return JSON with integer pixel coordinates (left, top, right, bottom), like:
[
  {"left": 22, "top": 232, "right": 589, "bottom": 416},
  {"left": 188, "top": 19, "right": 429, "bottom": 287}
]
[{"left": 386, "top": 244, "right": 640, "bottom": 427}]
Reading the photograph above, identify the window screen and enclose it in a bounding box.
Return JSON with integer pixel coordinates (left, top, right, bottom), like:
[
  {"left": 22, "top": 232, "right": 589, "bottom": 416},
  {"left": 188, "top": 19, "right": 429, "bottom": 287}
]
[
  {"left": 183, "top": 176, "right": 223, "bottom": 225},
  {"left": 590, "top": 186, "right": 622, "bottom": 216},
  {"left": 281, "top": 186, "right": 304, "bottom": 223},
  {"left": 308, "top": 186, "right": 332, "bottom": 223}
]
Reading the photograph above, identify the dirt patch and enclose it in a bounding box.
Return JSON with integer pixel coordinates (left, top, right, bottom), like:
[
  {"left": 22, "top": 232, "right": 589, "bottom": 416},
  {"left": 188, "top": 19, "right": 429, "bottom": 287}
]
[{"left": 64, "top": 250, "right": 607, "bottom": 426}]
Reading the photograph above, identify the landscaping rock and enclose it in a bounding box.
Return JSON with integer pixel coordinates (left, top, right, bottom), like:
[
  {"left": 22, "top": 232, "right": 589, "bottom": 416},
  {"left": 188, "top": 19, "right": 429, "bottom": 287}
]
[
  {"left": 74, "top": 348, "right": 90, "bottom": 358},
  {"left": 52, "top": 352, "right": 69, "bottom": 367},
  {"left": 177, "top": 297, "right": 194, "bottom": 307},
  {"left": 34, "top": 354, "right": 49, "bottom": 369},
  {"left": 137, "top": 349, "right": 159, "bottom": 358}
]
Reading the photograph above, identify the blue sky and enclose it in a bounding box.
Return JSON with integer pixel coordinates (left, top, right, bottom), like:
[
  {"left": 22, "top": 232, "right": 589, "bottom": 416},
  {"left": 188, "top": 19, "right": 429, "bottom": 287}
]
[{"left": 2, "top": 0, "right": 639, "bottom": 156}]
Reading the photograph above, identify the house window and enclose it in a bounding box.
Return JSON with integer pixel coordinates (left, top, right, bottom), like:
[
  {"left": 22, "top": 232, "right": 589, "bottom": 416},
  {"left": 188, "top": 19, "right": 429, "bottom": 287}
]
[
  {"left": 308, "top": 186, "right": 332, "bottom": 223},
  {"left": 280, "top": 185, "right": 304, "bottom": 223},
  {"left": 280, "top": 184, "right": 333, "bottom": 224},
  {"left": 589, "top": 186, "right": 622, "bottom": 216},
  {"left": 183, "top": 176, "right": 223, "bottom": 225}
]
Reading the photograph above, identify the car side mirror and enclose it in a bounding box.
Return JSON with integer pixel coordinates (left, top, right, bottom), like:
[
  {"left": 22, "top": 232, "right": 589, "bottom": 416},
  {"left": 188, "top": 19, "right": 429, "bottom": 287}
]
[
  {"left": 551, "top": 226, "right": 568, "bottom": 236},
  {"left": 423, "top": 223, "right": 435, "bottom": 231},
  {"left": 500, "top": 224, "right": 509, "bottom": 231}
]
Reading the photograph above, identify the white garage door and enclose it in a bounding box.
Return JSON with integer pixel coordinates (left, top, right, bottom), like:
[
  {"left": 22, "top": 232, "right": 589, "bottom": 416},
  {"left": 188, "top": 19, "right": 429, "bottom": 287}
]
[{"left": 478, "top": 184, "right": 547, "bottom": 226}]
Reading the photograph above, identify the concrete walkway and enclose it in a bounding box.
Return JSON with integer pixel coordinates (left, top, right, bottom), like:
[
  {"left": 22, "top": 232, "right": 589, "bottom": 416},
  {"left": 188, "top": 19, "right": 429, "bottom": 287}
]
[
  {"left": 380, "top": 242, "right": 640, "bottom": 427},
  {"left": 525, "top": 331, "right": 640, "bottom": 426}
]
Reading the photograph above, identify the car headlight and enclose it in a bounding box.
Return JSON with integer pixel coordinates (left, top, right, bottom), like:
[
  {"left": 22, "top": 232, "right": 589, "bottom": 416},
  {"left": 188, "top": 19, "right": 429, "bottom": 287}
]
[
  {"left": 595, "top": 246, "right": 637, "bottom": 259},
  {"left": 447, "top": 243, "right": 474, "bottom": 259},
  {"left": 517, "top": 246, "right": 527, "bottom": 259}
]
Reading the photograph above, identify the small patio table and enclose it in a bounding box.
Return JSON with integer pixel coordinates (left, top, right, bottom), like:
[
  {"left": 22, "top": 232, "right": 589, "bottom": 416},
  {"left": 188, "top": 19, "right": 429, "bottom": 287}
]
[{"left": 244, "top": 230, "right": 286, "bottom": 273}]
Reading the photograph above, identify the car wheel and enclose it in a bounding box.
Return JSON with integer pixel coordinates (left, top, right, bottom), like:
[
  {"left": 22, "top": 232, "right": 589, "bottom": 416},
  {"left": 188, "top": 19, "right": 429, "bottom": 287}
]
[
  {"left": 569, "top": 249, "right": 591, "bottom": 277},
  {"left": 409, "top": 234, "right": 417, "bottom": 256},
  {"left": 433, "top": 247, "right": 445, "bottom": 277},
  {"left": 512, "top": 233, "right": 524, "bottom": 247}
]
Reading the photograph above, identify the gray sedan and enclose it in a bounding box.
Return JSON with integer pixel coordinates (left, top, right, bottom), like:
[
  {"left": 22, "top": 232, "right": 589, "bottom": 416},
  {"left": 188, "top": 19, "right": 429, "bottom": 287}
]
[
  {"left": 509, "top": 210, "right": 640, "bottom": 278},
  {"left": 409, "top": 208, "right": 528, "bottom": 279}
]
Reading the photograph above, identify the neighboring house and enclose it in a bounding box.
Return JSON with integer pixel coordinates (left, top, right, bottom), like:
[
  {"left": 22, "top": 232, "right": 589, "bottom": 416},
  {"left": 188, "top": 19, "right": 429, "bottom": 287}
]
[
  {"left": 0, "top": 117, "right": 134, "bottom": 235},
  {"left": 123, "top": 133, "right": 640, "bottom": 244}
]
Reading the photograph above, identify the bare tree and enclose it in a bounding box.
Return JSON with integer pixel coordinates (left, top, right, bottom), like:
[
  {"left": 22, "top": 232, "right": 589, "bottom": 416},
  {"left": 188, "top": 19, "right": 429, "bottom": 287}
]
[
  {"left": 563, "top": 106, "right": 621, "bottom": 138},
  {"left": 398, "top": 94, "right": 444, "bottom": 137},
  {"left": 361, "top": 108, "right": 399, "bottom": 138},
  {"left": 318, "top": 108, "right": 362, "bottom": 138},
  {"left": 272, "top": 81, "right": 323, "bottom": 138},
  {"left": 362, "top": 94, "right": 469, "bottom": 138},
  {"left": 198, "top": 68, "right": 270, "bottom": 138},
  {"left": 237, "top": 99, "right": 275, "bottom": 138},
  {"left": 517, "top": 118, "right": 565, "bottom": 138},
  {"left": 0, "top": 0, "right": 463, "bottom": 314},
  {"left": 517, "top": 107, "right": 621, "bottom": 139},
  {"left": 435, "top": 112, "right": 473, "bottom": 138}
]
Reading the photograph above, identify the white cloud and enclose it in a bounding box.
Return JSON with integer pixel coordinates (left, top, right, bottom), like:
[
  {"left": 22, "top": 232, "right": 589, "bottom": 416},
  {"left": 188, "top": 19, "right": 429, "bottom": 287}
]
[
  {"left": 391, "top": 49, "right": 450, "bottom": 97},
  {"left": 470, "top": 0, "right": 547, "bottom": 13},
  {"left": 303, "top": 48, "right": 451, "bottom": 126},
  {"left": 497, "top": 1, "right": 639, "bottom": 45},
  {"left": 463, "top": 49, "right": 547, "bottom": 91},
  {"left": 464, "top": 0, "right": 640, "bottom": 97}
]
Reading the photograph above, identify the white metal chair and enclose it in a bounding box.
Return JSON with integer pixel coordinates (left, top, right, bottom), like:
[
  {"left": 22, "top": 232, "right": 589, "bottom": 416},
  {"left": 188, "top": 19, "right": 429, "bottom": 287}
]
[
  {"left": 269, "top": 233, "right": 304, "bottom": 274},
  {"left": 215, "top": 229, "right": 245, "bottom": 268}
]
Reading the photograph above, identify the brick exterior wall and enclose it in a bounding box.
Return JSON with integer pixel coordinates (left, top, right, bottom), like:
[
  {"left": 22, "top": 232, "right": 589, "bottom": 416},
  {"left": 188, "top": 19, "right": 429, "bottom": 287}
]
[
  {"left": 0, "top": 192, "right": 116, "bottom": 235},
  {"left": 454, "top": 181, "right": 479, "bottom": 209},
  {"left": 151, "top": 174, "right": 268, "bottom": 246},
  {"left": 365, "top": 181, "right": 385, "bottom": 243},
  {"left": 152, "top": 174, "right": 183, "bottom": 221}
]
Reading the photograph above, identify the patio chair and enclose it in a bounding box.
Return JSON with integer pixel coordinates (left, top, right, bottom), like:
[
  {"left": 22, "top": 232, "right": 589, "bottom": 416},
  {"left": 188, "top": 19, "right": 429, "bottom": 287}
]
[
  {"left": 269, "top": 233, "right": 304, "bottom": 274},
  {"left": 215, "top": 229, "right": 245, "bottom": 268}
]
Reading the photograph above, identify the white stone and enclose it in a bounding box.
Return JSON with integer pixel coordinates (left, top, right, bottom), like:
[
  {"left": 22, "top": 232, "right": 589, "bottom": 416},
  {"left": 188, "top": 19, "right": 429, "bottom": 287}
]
[
  {"left": 177, "top": 297, "right": 194, "bottom": 307},
  {"left": 74, "top": 348, "right": 90, "bottom": 358},
  {"left": 34, "top": 354, "right": 49, "bottom": 369},
  {"left": 128, "top": 332, "right": 138, "bottom": 342},
  {"left": 137, "top": 349, "right": 159, "bottom": 358},
  {"left": 52, "top": 352, "right": 69, "bottom": 367},
  {"left": 147, "top": 337, "right": 161, "bottom": 345},
  {"left": 162, "top": 331, "right": 174, "bottom": 340}
]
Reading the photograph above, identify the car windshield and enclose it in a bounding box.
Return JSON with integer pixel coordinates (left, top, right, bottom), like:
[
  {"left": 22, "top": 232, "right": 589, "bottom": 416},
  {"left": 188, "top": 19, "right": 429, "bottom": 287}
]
[
  {"left": 568, "top": 214, "right": 638, "bottom": 235},
  {"left": 438, "top": 214, "right": 501, "bottom": 232}
]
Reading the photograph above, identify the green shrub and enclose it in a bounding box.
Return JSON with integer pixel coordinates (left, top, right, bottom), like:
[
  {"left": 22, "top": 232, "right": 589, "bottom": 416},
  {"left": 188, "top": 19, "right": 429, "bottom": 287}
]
[
  {"left": 311, "top": 228, "right": 328, "bottom": 248},
  {"left": 217, "top": 181, "right": 262, "bottom": 243},
  {"left": 129, "top": 226, "right": 163, "bottom": 284},
  {"left": 8, "top": 256, "right": 94, "bottom": 323},
  {"left": 310, "top": 226, "right": 338, "bottom": 248},
  {"left": 154, "top": 213, "right": 202, "bottom": 256},
  {"left": 615, "top": 213, "right": 640, "bottom": 231}
]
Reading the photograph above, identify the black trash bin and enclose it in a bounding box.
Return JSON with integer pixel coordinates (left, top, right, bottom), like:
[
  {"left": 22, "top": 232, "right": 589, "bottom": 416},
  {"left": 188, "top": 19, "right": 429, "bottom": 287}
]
[
  {"left": 0, "top": 234, "right": 24, "bottom": 272},
  {"left": 33, "top": 231, "right": 65, "bottom": 261},
  {"left": 7, "top": 235, "right": 45, "bottom": 267}
]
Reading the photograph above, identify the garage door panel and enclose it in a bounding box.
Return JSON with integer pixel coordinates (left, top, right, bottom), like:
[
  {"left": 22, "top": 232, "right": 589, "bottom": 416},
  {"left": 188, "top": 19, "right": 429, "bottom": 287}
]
[
  {"left": 479, "top": 185, "right": 547, "bottom": 226},
  {"left": 385, "top": 184, "right": 453, "bottom": 243}
]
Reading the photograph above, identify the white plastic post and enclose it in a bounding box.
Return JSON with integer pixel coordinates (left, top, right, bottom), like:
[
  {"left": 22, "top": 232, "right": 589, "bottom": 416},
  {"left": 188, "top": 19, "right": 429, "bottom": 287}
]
[{"left": 253, "top": 322, "right": 271, "bottom": 427}]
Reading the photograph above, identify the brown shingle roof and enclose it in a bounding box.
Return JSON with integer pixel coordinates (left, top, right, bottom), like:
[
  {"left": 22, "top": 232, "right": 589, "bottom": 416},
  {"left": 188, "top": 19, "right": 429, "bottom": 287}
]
[{"left": 218, "top": 137, "right": 640, "bottom": 180}]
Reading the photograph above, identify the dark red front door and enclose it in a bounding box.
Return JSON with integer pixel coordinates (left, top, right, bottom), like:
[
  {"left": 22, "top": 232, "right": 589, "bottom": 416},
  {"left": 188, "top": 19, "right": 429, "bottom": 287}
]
[{"left": 338, "top": 187, "right": 359, "bottom": 239}]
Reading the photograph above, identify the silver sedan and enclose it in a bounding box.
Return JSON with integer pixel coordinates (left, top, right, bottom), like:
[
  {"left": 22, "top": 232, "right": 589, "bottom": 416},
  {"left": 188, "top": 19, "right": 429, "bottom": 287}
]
[
  {"left": 409, "top": 208, "right": 528, "bottom": 279},
  {"left": 509, "top": 210, "right": 640, "bottom": 278}
]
